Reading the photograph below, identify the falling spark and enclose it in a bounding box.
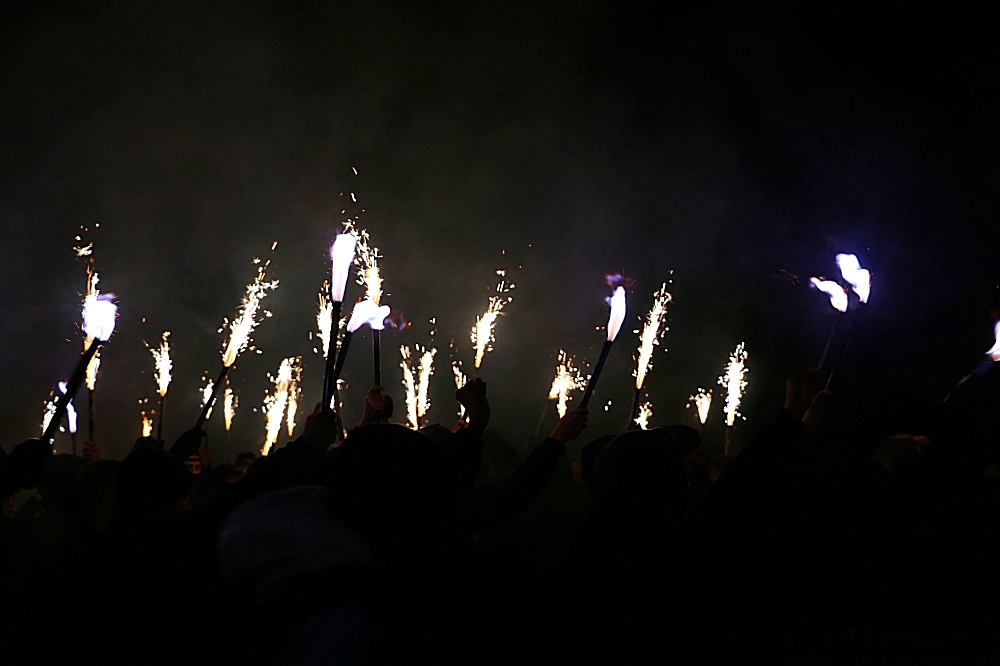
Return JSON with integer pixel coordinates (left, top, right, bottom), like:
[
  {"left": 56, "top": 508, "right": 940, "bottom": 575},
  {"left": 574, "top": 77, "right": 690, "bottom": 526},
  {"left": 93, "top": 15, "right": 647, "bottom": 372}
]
[
  {"left": 316, "top": 282, "right": 333, "bottom": 358},
  {"left": 400, "top": 346, "right": 419, "bottom": 429},
  {"left": 836, "top": 254, "right": 871, "bottom": 304},
  {"left": 688, "top": 388, "right": 713, "bottom": 425},
  {"left": 220, "top": 260, "right": 278, "bottom": 367},
  {"left": 223, "top": 384, "right": 237, "bottom": 431},
  {"left": 718, "top": 344, "right": 749, "bottom": 427},
  {"left": 41, "top": 393, "right": 58, "bottom": 436},
  {"left": 635, "top": 401, "right": 653, "bottom": 430},
  {"left": 416, "top": 346, "right": 436, "bottom": 420},
  {"left": 452, "top": 360, "right": 467, "bottom": 418},
  {"left": 141, "top": 412, "right": 154, "bottom": 438},
  {"left": 987, "top": 321, "right": 1000, "bottom": 361},
  {"left": 149, "top": 331, "right": 172, "bottom": 397},
  {"left": 810, "top": 278, "right": 848, "bottom": 313},
  {"left": 201, "top": 378, "right": 215, "bottom": 420},
  {"left": 344, "top": 220, "right": 383, "bottom": 305},
  {"left": 634, "top": 283, "right": 672, "bottom": 389},
  {"left": 471, "top": 270, "right": 514, "bottom": 368},
  {"left": 261, "top": 357, "right": 301, "bottom": 455},
  {"left": 547, "top": 349, "right": 587, "bottom": 418},
  {"left": 85, "top": 349, "right": 101, "bottom": 391}
]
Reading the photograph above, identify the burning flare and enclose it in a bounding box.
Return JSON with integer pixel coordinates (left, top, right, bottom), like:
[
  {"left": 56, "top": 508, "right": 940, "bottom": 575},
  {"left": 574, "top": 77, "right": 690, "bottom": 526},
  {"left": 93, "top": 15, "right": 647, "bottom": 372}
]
[
  {"left": 547, "top": 349, "right": 586, "bottom": 418},
  {"left": 634, "top": 401, "right": 653, "bottom": 430},
  {"left": 200, "top": 378, "right": 215, "bottom": 420},
  {"left": 688, "top": 388, "right": 713, "bottom": 425},
  {"left": 316, "top": 283, "right": 333, "bottom": 358},
  {"left": 810, "top": 278, "right": 848, "bottom": 313},
  {"left": 416, "top": 346, "right": 436, "bottom": 420},
  {"left": 41, "top": 393, "right": 58, "bottom": 436},
  {"left": 262, "top": 357, "right": 302, "bottom": 455},
  {"left": 224, "top": 384, "right": 237, "bottom": 431},
  {"left": 150, "top": 332, "right": 172, "bottom": 397},
  {"left": 141, "top": 412, "right": 154, "bottom": 438},
  {"left": 347, "top": 298, "right": 391, "bottom": 333},
  {"left": 634, "top": 284, "right": 672, "bottom": 389},
  {"left": 452, "top": 360, "right": 467, "bottom": 418},
  {"left": 58, "top": 382, "right": 78, "bottom": 434},
  {"left": 987, "top": 321, "right": 1000, "bottom": 361},
  {"left": 718, "top": 343, "right": 749, "bottom": 427},
  {"left": 330, "top": 234, "right": 359, "bottom": 303},
  {"left": 83, "top": 294, "right": 117, "bottom": 342},
  {"left": 605, "top": 286, "right": 627, "bottom": 342},
  {"left": 400, "top": 346, "right": 419, "bottom": 429},
  {"left": 471, "top": 270, "right": 515, "bottom": 369},
  {"left": 221, "top": 259, "right": 278, "bottom": 368},
  {"left": 836, "top": 254, "right": 871, "bottom": 304},
  {"left": 85, "top": 350, "right": 101, "bottom": 391},
  {"left": 344, "top": 221, "right": 383, "bottom": 305},
  {"left": 286, "top": 371, "right": 301, "bottom": 438}
]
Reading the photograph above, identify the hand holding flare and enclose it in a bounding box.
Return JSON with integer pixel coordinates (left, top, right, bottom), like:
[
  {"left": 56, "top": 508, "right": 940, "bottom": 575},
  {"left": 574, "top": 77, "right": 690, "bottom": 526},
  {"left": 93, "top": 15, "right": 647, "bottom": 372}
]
[
  {"left": 580, "top": 285, "right": 627, "bottom": 409},
  {"left": 323, "top": 234, "right": 358, "bottom": 410}
]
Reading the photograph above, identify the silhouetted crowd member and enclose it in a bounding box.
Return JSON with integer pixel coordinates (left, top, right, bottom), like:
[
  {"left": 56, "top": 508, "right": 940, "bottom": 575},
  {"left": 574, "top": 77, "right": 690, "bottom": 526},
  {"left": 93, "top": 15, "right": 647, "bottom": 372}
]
[{"left": 2, "top": 361, "right": 999, "bottom": 663}]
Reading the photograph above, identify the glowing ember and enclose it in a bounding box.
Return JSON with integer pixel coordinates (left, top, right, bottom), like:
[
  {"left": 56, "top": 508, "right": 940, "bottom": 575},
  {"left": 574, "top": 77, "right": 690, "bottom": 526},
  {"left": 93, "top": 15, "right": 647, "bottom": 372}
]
[
  {"left": 223, "top": 384, "right": 237, "bottom": 431},
  {"left": 810, "top": 278, "right": 848, "bottom": 313},
  {"left": 330, "top": 234, "right": 358, "bottom": 303},
  {"left": 53, "top": 382, "right": 78, "bottom": 434},
  {"left": 635, "top": 401, "right": 653, "bottom": 430},
  {"left": 416, "top": 346, "right": 436, "bottom": 420},
  {"left": 221, "top": 259, "right": 278, "bottom": 368},
  {"left": 718, "top": 343, "right": 748, "bottom": 427},
  {"left": 344, "top": 221, "right": 383, "bottom": 305},
  {"left": 41, "top": 393, "right": 58, "bottom": 436},
  {"left": 262, "top": 357, "right": 301, "bottom": 455},
  {"left": 85, "top": 349, "right": 101, "bottom": 391},
  {"left": 141, "top": 412, "right": 153, "bottom": 438},
  {"left": 836, "top": 254, "right": 871, "bottom": 304},
  {"left": 547, "top": 349, "right": 586, "bottom": 418},
  {"left": 452, "top": 360, "right": 467, "bottom": 418},
  {"left": 605, "top": 286, "right": 627, "bottom": 342},
  {"left": 149, "top": 332, "right": 172, "bottom": 397},
  {"left": 316, "top": 282, "right": 333, "bottom": 358},
  {"left": 400, "top": 346, "right": 419, "bottom": 429},
  {"left": 635, "top": 283, "right": 672, "bottom": 389},
  {"left": 688, "top": 388, "right": 713, "bottom": 425},
  {"left": 347, "top": 298, "right": 391, "bottom": 333},
  {"left": 471, "top": 270, "right": 514, "bottom": 369},
  {"left": 987, "top": 321, "right": 1000, "bottom": 361},
  {"left": 200, "top": 378, "right": 215, "bottom": 420}
]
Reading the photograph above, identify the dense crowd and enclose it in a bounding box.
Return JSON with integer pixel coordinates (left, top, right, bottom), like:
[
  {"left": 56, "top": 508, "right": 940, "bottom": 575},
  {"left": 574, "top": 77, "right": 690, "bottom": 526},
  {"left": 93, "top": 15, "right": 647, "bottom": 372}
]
[{"left": 2, "top": 359, "right": 998, "bottom": 663}]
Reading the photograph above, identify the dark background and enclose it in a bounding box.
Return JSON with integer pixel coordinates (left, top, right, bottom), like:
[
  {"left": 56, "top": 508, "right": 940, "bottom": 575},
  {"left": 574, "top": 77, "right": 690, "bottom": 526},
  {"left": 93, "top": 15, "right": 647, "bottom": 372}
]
[{"left": 1, "top": 1, "right": 997, "bottom": 460}]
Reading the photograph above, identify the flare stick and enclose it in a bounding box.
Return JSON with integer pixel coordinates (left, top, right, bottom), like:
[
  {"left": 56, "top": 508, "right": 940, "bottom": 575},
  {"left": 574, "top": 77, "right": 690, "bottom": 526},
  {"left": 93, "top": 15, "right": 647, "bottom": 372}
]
[
  {"left": 42, "top": 343, "right": 100, "bottom": 446},
  {"left": 196, "top": 366, "right": 229, "bottom": 429}
]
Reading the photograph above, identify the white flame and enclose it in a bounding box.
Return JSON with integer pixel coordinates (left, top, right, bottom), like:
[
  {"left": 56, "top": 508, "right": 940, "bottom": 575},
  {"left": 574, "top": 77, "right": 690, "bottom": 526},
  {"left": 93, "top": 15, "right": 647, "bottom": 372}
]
[
  {"left": 83, "top": 294, "right": 117, "bottom": 342},
  {"left": 330, "top": 234, "right": 358, "bottom": 303},
  {"left": 988, "top": 321, "right": 1000, "bottom": 361},
  {"left": 836, "top": 253, "right": 871, "bottom": 304},
  {"left": 262, "top": 357, "right": 301, "bottom": 455},
  {"left": 150, "top": 332, "right": 172, "bottom": 397},
  {"left": 141, "top": 412, "right": 153, "bottom": 438},
  {"left": 635, "top": 401, "right": 653, "bottom": 430},
  {"left": 221, "top": 260, "right": 278, "bottom": 367},
  {"left": 810, "top": 278, "right": 848, "bottom": 313},
  {"left": 416, "top": 346, "right": 436, "bottom": 420},
  {"left": 41, "top": 394, "right": 58, "bottom": 436},
  {"left": 452, "top": 361, "right": 467, "bottom": 418},
  {"left": 606, "top": 286, "right": 627, "bottom": 342},
  {"left": 316, "top": 285, "right": 333, "bottom": 358},
  {"left": 58, "top": 382, "right": 77, "bottom": 434},
  {"left": 347, "top": 298, "right": 391, "bottom": 333},
  {"left": 547, "top": 349, "right": 587, "bottom": 418},
  {"left": 718, "top": 344, "right": 748, "bottom": 427},
  {"left": 201, "top": 379, "right": 215, "bottom": 420},
  {"left": 85, "top": 348, "right": 100, "bottom": 391},
  {"left": 400, "top": 346, "right": 419, "bottom": 429},
  {"left": 224, "top": 384, "right": 237, "bottom": 431},
  {"left": 688, "top": 388, "right": 713, "bottom": 425}
]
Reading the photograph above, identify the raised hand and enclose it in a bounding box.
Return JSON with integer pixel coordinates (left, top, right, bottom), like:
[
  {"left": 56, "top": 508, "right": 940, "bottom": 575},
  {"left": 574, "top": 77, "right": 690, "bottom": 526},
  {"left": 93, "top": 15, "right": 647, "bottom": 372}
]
[{"left": 550, "top": 408, "right": 588, "bottom": 444}]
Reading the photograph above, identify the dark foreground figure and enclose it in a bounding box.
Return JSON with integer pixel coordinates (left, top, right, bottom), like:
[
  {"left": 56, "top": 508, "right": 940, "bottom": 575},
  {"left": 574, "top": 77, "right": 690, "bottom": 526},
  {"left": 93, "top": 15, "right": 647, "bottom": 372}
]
[{"left": 2, "top": 366, "right": 999, "bottom": 664}]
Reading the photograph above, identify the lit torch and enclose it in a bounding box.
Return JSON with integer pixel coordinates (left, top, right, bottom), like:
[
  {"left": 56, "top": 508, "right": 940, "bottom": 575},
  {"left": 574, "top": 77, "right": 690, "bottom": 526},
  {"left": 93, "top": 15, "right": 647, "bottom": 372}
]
[
  {"left": 416, "top": 346, "right": 436, "bottom": 422},
  {"left": 323, "top": 234, "right": 358, "bottom": 411},
  {"left": 197, "top": 258, "right": 278, "bottom": 429},
  {"left": 223, "top": 383, "right": 237, "bottom": 433},
  {"left": 810, "top": 277, "right": 848, "bottom": 371},
  {"left": 987, "top": 321, "right": 1000, "bottom": 362},
  {"left": 471, "top": 270, "right": 514, "bottom": 374},
  {"left": 630, "top": 283, "right": 672, "bottom": 423},
  {"left": 547, "top": 349, "right": 586, "bottom": 418},
  {"left": 332, "top": 298, "right": 391, "bottom": 386},
  {"left": 400, "top": 346, "right": 419, "bottom": 429},
  {"left": 141, "top": 412, "right": 154, "bottom": 438},
  {"left": 42, "top": 293, "right": 117, "bottom": 447},
  {"left": 149, "top": 331, "right": 172, "bottom": 442},
  {"left": 452, "top": 360, "right": 468, "bottom": 418},
  {"left": 688, "top": 388, "right": 713, "bottom": 425},
  {"left": 317, "top": 283, "right": 333, "bottom": 359},
  {"left": 83, "top": 265, "right": 102, "bottom": 441},
  {"left": 58, "top": 381, "right": 78, "bottom": 454},
  {"left": 634, "top": 401, "right": 653, "bottom": 430},
  {"left": 580, "top": 285, "right": 627, "bottom": 408},
  {"left": 261, "top": 357, "right": 301, "bottom": 455},
  {"left": 718, "top": 343, "right": 748, "bottom": 455},
  {"left": 345, "top": 221, "right": 386, "bottom": 386},
  {"left": 200, "top": 377, "right": 215, "bottom": 421}
]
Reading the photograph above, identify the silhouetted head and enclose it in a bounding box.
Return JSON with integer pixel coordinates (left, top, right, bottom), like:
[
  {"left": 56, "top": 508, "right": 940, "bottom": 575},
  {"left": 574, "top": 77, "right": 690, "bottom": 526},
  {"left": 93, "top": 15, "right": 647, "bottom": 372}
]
[
  {"left": 329, "top": 424, "right": 452, "bottom": 554},
  {"left": 184, "top": 454, "right": 202, "bottom": 476},
  {"left": 114, "top": 447, "right": 192, "bottom": 520},
  {"left": 9, "top": 439, "right": 53, "bottom": 490},
  {"left": 665, "top": 424, "right": 708, "bottom": 468},
  {"left": 234, "top": 452, "right": 256, "bottom": 475},
  {"left": 580, "top": 435, "right": 616, "bottom": 494},
  {"left": 37, "top": 454, "right": 88, "bottom": 510},
  {"left": 132, "top": 436, "right": 162, "bottom": 451},
  {"left": 591, "top": 428, "right": 687, "bottom": 528}
]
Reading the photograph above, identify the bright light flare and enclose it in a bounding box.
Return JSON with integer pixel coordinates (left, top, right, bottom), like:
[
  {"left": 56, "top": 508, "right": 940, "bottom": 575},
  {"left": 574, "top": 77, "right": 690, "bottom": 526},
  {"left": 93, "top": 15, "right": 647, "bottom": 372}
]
[
  {"left": 224, "top": 384, "right": 237, "bottom": 431},
  {"left": 547, "top": 349, "right": 587, "bottom": 418},
  {"left": 452, "top": 361, "right": 467, "bottom": 418},
  {"left": 85, "top": 349, "right": 101, "bottom": 391},
  {"left": 57, "top": 382, "right": 77, "bottom": 434},
  {"left": 83, "top": 294, "right": 117, "bottom": 342},
  {"left": 221, "top": 259, "right": 278, "bottom": 367},
  {"left": 836, "top": 254, "right": 871, "bottom": 304},
  {"left": 41, "top": 394, "right": 58, "bottom": 437},
  {"left": 471, "top": 270, "right": 514, "bottom": 368},
  {"left": 987, "top": 321, "right": 1000, "bottom": 361},
  {"left": 149, "top": 332, "right": 172, "bottom": 397},
  {"left": 141, "top": 412, "right": 153, "bottom": 438},
  {"left": 606, "top": 286, "right": 627, "bottom": 342},
  {"left": 262, "top": 357, "right": 301, "bottom": 455},
  {"left": 330, "top": 234, "right": 358, "bottom": 303},
  {"left": 810, "top": 278, "right": 848, "bottom": 313},
  {"left": 347, "top": 299, "right": 391, "bottom": 333},
  {"left": 286, "top": 370, "right": 301, "bottom": 438},
  {"left": 688, "top": 388, "right": 713, "bottom": 425},
  {"left": 718, "top": 344, "right": 748, "bottom": 427},
  {"left": 344, "top": 221, "right": 383, "bottom": 305},
  {"left": 316, "top": 283, "right": 333, "bottom": 358},
  {"left": 635, "top": 401, "right": 653, "bottom": 430},
  {"left": 416, "top": 346, "right": 436, "bottom": 420},
  {"left": 635, "top": 284, "right": 672, "bottom": 389},
  {"left": 200, "top": 378, "right": 215, "bottom": 420},
  {"left": 400, "top": 346, "right": 419, "bottom": 429}
]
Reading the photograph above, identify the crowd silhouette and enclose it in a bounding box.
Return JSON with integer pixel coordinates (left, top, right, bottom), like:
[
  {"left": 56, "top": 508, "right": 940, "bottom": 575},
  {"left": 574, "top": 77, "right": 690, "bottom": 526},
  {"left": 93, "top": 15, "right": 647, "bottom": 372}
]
[{"left": 2, "top": 359, "right": 998, "bottom": 663}]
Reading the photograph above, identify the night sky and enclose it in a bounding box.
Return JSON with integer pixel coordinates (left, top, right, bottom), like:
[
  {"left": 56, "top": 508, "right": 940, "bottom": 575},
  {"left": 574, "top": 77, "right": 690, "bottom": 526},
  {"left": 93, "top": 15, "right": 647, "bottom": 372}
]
[{"left": 1, "top": 1, "right": 998, "bottom": 459}]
